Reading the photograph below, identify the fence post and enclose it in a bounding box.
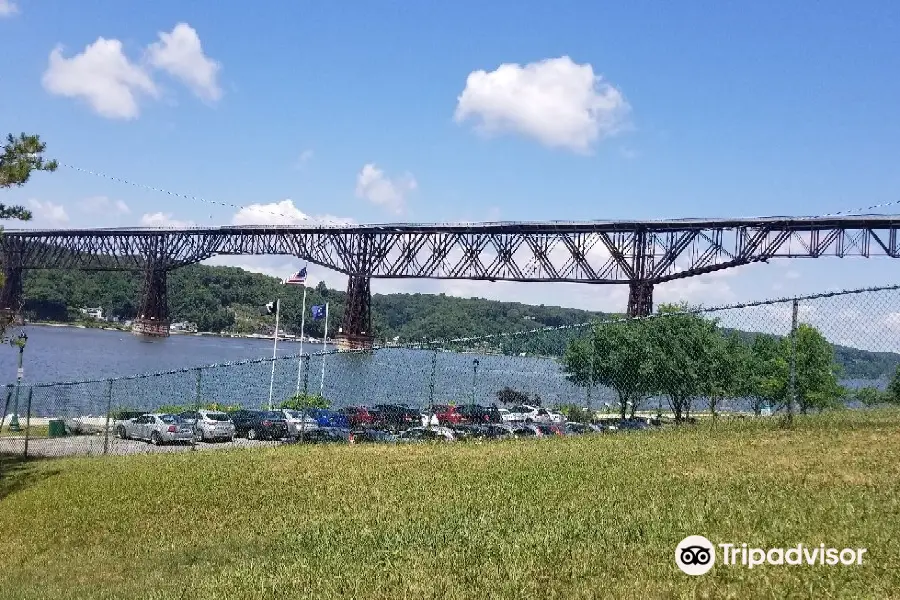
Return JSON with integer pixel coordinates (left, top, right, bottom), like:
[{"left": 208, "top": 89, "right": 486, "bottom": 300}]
[
  {"left": 23, "top": 387, "right": 33, "bottom": 458},
  {"left": 103, "top": 379, "right": 113, "bottom": 455},
  {"left": 193, "top": 367, "right": 202, "bottom": 450},
  {"left": 787, "top": 297, "right": 798, "bottom": 427},
  {"left": 300, "top": 355, "right": 310, "bottom": 443},
  {"left": 0, "top": 385, "right": 11, "bottom": 432}
]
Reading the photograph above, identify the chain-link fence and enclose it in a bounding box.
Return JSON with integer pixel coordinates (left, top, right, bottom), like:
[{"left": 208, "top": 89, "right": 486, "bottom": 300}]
[{"left": 2, "top": 284, "right": 900, "bottom": 458}]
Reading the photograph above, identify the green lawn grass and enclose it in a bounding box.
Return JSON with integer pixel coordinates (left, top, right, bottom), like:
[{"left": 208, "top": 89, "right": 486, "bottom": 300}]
[
  {"left": 0, "top": 424, "right": 49, "bottom": 438},
  {"left": 1, "top": 410, "right": 899, "bottom": 599}
]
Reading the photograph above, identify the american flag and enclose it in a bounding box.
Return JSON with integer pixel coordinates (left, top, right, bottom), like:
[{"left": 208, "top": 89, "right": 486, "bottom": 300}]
[{"left": 284, "top": 266, "right": 307, "bottom": 285}]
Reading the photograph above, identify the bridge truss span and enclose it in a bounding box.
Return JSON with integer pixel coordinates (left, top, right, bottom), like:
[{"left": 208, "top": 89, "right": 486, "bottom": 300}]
[
  {"left": 2, "top": 215, "right": 900, "bottom": 338},
  {"left": 2, "top": 216, "right": 900, "bottom": 281}
]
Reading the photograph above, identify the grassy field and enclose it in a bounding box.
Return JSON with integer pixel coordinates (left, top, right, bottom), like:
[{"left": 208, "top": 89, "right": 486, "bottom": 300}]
[
  {"left": 1, "top": 411, "right": 899, "bottom": 599},
  {"left": 0, "top": 424, "right": 49, "bottom": 438}
]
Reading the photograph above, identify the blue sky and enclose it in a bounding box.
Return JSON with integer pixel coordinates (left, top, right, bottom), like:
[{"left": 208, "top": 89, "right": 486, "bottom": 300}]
[{"left": 2, "top": 0, "right": 900, "bottom": 331}]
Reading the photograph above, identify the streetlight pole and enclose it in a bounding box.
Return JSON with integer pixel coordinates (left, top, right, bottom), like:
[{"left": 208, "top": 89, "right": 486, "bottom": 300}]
[
  {"left": 471, "top": 358, "right": 479, "bottom": 404},
  {"left": 7, "top": 332, "right": 27, "bottom": 432}
]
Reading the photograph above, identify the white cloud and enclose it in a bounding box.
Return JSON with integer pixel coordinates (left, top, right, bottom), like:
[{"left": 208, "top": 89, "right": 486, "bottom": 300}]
[
  {"left": 297, "top": 150, "right": 314, "bottom": 166},
  {"left": 231, "top": 199, "right": 356, "bottom": 227},
  {"left": 27, "top": 199, "right": 69, "bottom": 225},
  {"left": 454, "top": 56, "right": 629, "bottom": 153},
  {"left": 146, "top": 23, "right": 222, "bottom": 103},
  {"left": 42, "top": 38, "right": 158, "bottom": 119},
  {"left": 232, "top": 199, "right": 310, "bottom": 226},
  {"left": 79, "top": 196, "right": 130, "bottom": 215},
  {"left": 355, "top": 164, "right": 416, "bottom": 214},
  {"left": 140, "top": 212, "right": 195, "bottom": 228},
  {"left": 0, "top": 0, "right": 19, "bottom": 17}
]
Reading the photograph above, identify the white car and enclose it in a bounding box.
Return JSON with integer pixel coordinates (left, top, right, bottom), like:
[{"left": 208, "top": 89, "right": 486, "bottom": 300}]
[
  {"left": 277, "top": 409, "right": 320, "bottom": 437},
  {"left": 504, "top": 404, "right": 563, "bottom": 424}
]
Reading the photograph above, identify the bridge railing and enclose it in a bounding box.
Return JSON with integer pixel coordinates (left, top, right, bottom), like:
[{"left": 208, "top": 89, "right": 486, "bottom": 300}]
[{"left": 2, "top": 283, "right": 899, "bottom": 458}]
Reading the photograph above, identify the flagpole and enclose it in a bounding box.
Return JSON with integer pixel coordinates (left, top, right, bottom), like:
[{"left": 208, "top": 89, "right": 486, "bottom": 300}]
[
  {"left": 267, "top": 298, "right": 280, "bottom": 410},
  {"left": 295, "top": 285, "right": 307, "bottom": 395},
  {"left": 319, "top": 302, "right": 329, "bottom": 396}
]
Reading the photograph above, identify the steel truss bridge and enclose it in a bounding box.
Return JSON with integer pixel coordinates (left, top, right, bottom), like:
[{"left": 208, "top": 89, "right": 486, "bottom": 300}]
[{"left": 1, "top": 215, "right": 899, "bottom": 346}]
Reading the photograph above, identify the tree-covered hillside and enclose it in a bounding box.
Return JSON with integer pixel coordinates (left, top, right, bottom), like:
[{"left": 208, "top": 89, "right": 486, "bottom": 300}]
[
  {"left": 20, "top": 264, "right": 900, "bottom": 379},
  {"left": 22, "top": 264, "right": 605, "bottom": 343}
]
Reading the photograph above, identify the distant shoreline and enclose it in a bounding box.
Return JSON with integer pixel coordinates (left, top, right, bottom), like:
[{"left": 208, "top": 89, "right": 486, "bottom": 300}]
[{"left": 24, "top": 321, "right": 325, "bottom": 344}]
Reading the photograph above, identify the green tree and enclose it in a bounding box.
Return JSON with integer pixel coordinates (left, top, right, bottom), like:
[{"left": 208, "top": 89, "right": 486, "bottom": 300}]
[
  {"left": 0, "top": 133, "right": 58, "bottom": 217},
  {"left": 705, "top": 332, "right": 750, "bottom": 418},
  {"left": 745, "top": 334, "right": 788, "bottom": 414},
  {"left": 280, "top": 393, "right": 330, "bottom": 410},
  {"left": 563, "top": 319, "right": 653, "bottom": 420},
  {"left": 495, "top": 386, "right": 530, "bottom": 405},
  {"left": 646, "top": 304, "right": 719, "bottom": 423},
  {"left": 884, "top": 365, "right": 900, "bottom": 405},
  {"left": 784, "top": 324, "right": 846, "bottom": 414},
  {"left": 854, "top": 386, "right": 883, "bottom": 407}
]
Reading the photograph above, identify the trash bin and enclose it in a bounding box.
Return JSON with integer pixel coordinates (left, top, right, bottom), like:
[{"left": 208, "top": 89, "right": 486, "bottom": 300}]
[{"left": 48, "top": 419, "right": 66, "bottom": 438}]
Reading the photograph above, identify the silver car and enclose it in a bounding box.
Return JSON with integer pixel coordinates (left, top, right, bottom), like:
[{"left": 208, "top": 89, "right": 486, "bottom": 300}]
[
  {"left": 119, "top": 413, "right": 194, "bottom": 445},
  {"left": 277, "top": 409, "right": 319, "bottom": 438},
  {"left": 192, "top": 409, "right": 235, "bottom": 442}
]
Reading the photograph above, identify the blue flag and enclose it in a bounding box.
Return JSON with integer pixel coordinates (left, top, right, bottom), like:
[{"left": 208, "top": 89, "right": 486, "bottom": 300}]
[{"left": 311, "top": 305, "right": 326, "bottom": 320}]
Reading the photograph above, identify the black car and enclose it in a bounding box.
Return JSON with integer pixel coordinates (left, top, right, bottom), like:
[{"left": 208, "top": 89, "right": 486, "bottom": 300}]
[
  {"left": 456, "top": 404, "right": 502, "bottom": 424},
  {"left": 297, "top": 427, "right": 354, "bottom": 444},
  {"left": 372, "top": 404, "right": 421, "bottom": 431},
  {"left": 229, "top": 409, "right": 288, "bottom": 440}
]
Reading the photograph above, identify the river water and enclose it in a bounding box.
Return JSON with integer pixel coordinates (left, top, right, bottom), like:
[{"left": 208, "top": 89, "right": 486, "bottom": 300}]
[
  {"left": 0, "top": 325, "right": 584, "bottom": 417},
  {"left": 0, "top": 325, "right": 877, "bottom": 418}
]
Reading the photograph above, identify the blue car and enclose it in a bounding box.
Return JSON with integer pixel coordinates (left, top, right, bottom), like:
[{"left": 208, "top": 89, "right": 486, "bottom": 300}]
[{"left": 305, "top": 408, "right": 350, "bottom": 429}]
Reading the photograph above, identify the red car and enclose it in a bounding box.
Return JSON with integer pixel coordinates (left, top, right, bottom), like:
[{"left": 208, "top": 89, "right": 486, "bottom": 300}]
[
  {"left": 339, "top": 406, "right": 376, "bottom": 428},
  {"left": 430, "top": 404, "right": 463, "bottom": 426}
]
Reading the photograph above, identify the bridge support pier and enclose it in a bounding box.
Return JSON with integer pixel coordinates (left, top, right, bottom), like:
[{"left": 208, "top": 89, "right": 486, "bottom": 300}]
[
  {"left": 336, "top": 276, "right": 374, "bottom": 351},
  {"left": 0, "top": 263, "right": 25, "bottom": 328},
  {"left": 133, "top": 266, "right": 170, "bottom": 337},
  {"left": 627, "top": 281, "right": 653, "bottom": 317}
]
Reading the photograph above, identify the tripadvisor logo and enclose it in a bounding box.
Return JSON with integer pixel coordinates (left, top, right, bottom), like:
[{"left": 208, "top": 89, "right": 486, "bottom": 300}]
[{"left": 675, "top": 536, "right": 867, "bottom": 575}]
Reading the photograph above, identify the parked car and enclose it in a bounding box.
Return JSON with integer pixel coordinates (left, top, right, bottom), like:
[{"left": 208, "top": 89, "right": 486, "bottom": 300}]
[
  {"left": 564, "top": 422, "right": 595, "bottom": 435},
  {"left": 296, "top": 427, "right": 354, "bottom": 444},
  {"left": 117, "top": 413, "right": 194, "bottom": 445},
  {"left": 351, "top": 429, "right": 398, "bottom": 444},
  {"left": 511, "top": 424, "right": 542, "bottom": 437},
  {"left": 456, "top": 404, "right": 502, "bottom": 424},
  {"left": 535, "top": 423, "right": 565, "bottom": 437},
  {"left": 373, "top": 404, "right": 421, "bottom": 430},
  {"left": 398, "top": 426, "right": 456, "bottom": 442},
  {"left": 304, "top": 408, "right": 350, "bottom": 429},
  {"left": 505, "top": 404, "right": 554, "bottom": 424},
  {"left": 483, "top": 423, "right": 516, "bottom": 439},
  {"left": 229, "top": 409, "right": 289, "bottom": 440},
  {"left": 190, "top": 409, "right": 236, "bottom": 442},
  {"left": 421, "top": 412, "right": 440, "bottom": 427},
  {"left": 276, "top": 409, "right": 319, "bottom": 437},
  {"left": 339, "top": 406, "right": 376, "bottom": 428},
  {"left": 449, "top": 424, "right": 489, "bottom": 441},
  {"left": 430, "top": 404, "right": 463, "bottom": 426}
]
